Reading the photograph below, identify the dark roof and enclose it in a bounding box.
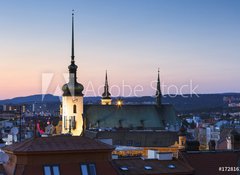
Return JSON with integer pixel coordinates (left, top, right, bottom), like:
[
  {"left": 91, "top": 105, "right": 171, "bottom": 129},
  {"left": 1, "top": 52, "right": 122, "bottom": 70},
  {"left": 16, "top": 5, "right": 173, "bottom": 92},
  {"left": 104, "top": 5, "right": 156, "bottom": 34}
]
[
  {"left": 62, "top": 81, "right": 84, "bottom": 96},
  {"left": 90, "top": 130, "right": 178, "bottom": 147},
  {"left": 84, "top": 104, "right": 178, "bottom": 129},
  {"left": 3, "top": 135, "right": 114, "bottom": 154},
  {"left": 182, "top": 151, "right": 240, "bottom": 175},
  {"left": 112, "top": 158, "right": 194, "bottom": 175}
]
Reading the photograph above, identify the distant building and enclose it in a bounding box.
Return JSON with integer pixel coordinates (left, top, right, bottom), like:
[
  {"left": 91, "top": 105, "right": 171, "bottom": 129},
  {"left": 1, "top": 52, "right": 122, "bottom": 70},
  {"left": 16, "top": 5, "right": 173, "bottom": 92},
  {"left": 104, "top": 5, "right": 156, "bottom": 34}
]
[{"left": 227, "top": 129, "right": 240, "bottom": 150}]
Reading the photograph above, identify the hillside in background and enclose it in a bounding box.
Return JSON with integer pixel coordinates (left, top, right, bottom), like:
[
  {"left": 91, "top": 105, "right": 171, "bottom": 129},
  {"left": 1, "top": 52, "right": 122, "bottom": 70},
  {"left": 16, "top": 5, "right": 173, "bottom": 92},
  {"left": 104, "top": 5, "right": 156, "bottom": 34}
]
[
  {"left": 0, "top": 93, "right": 240, "bottom": 113},
  {"left": 0, "top": 94, "right": 61, "bottom": 104}
]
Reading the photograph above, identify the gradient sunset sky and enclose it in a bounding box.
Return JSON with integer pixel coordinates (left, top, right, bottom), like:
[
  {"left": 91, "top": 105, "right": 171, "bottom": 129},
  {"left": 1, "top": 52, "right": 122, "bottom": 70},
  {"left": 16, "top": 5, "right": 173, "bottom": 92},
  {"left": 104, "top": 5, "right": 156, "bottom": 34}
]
[{"left": 0, "top": 0, "right": 239, "bottom": 100}]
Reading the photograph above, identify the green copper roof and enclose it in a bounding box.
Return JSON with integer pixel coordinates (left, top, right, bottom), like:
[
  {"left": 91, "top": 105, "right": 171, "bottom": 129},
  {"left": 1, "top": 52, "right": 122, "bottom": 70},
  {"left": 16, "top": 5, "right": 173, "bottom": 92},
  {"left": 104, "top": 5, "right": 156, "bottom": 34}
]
[{"left": 84, "top": 104, "right": 179, "bottom": 129}]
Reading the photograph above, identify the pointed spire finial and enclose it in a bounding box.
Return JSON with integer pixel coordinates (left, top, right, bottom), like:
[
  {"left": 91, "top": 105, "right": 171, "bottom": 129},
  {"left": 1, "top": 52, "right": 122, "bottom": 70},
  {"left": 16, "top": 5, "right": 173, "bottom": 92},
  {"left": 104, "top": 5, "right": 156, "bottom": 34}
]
[
  {"left": 102, "top": 70, "right": 111, "bottom": 101},
  {"left": 71, "top": 9, "right": 75, "bottom": 63},
  {"left": 105, "top": 69, "right": 108, "bottom": 85},
  {"left": 156, "top": 68, "right": 162, "bottom": 106}
]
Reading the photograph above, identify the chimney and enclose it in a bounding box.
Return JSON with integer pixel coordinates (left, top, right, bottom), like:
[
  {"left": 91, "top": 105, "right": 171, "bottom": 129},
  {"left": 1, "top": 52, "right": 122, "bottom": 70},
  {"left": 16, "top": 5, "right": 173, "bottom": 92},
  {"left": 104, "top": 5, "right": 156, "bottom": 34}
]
[{"left": 208, "top": 140, "right": 216, "bottom": 151}]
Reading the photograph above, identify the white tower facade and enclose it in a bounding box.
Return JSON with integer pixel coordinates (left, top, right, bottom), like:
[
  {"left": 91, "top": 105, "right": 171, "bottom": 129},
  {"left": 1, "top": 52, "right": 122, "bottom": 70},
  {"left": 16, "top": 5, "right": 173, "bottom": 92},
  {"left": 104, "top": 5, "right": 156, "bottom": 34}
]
[
  {"left": 62, "top": 96, "right": 83, "bottom": 135},
  {"left": 62, "top": 12, "right": 84, "bottom": 136}
]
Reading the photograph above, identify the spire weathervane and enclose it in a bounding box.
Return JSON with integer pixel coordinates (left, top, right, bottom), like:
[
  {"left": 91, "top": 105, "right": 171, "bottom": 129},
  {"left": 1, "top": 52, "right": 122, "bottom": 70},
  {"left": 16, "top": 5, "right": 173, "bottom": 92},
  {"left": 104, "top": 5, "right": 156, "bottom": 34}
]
[{"left": 71, "top": 9, "right": 75, "bottom": 63}]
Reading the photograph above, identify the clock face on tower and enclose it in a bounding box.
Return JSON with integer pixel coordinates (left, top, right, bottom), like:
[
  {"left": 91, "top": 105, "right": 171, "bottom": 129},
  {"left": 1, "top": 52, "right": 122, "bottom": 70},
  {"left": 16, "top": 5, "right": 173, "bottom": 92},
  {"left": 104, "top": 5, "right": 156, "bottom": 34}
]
[{"left": 72, "top": 98, "right": 78, "bottom": 103}]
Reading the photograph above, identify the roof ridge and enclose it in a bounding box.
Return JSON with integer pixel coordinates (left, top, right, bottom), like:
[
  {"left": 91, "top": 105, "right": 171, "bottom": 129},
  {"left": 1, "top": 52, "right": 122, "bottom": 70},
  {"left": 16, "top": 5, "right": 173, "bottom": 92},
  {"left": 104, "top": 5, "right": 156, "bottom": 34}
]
[{"left": 7, "top": 138, "right": 34, "bottom": 152}]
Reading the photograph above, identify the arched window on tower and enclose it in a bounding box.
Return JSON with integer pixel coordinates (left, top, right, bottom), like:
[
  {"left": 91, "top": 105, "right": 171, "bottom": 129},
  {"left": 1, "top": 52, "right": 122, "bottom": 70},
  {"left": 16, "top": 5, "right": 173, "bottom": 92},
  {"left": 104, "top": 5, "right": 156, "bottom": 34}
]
[{"left": 73, "top": 105, "right": 77, "bottom": 113}]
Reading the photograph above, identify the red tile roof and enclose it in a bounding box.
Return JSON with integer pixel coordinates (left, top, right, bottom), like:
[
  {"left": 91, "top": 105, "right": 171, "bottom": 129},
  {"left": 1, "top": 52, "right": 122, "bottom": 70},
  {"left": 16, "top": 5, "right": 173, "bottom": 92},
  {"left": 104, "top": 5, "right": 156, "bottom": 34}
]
[{"left": 3, "top": 135, "right": 114, "bottom": 154}]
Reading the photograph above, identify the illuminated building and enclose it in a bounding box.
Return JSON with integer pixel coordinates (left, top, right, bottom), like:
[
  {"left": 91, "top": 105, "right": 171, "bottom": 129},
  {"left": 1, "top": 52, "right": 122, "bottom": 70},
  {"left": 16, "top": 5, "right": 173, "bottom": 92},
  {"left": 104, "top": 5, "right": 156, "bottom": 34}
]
[{"left": 61, "top": 12, "right": 84, "bottom": 136}]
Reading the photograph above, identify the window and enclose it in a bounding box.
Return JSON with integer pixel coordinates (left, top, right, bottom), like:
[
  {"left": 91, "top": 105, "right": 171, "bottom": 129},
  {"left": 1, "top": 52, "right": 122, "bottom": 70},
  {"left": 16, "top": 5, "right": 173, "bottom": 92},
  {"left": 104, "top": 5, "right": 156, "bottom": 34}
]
[
  {"left": 43, "top": 165, "right": 60, "bottom": 175},
  {"left": 64, "top": 116, "right": 67, "bottom": 129},
  {"left": 89, "top": 164, "right": 96, "bottom": 175},
  {"left": 44, "top": 166, "right": 51, "bottom": 175},
  {"left": 80, "top": 164, "right": 96, "bottom": 175},
  {"left": 71, "top": 116, "right": 76, "bottom": 129},
  {"left": 73, "top": 105, "right": 77, "bottom": 113},
  {"left": 53, "top": 166, "right": 60, "bottom": 175},
  {"left": 81, "top": 165, "right": 88, "bottom": 175}
]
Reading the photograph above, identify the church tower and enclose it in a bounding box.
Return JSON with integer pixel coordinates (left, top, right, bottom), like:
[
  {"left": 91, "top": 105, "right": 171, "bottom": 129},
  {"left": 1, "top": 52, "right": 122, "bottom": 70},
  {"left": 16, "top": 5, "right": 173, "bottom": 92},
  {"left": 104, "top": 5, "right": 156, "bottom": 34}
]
[
  {"left": 101, "top": 70, "right": 112, "bottom": 105},
  {"left": 62, "top": 12, "right": 84, "bottom": 136},
  {"left": 156, "top": 68, "right": 162, "bottom": 106}
]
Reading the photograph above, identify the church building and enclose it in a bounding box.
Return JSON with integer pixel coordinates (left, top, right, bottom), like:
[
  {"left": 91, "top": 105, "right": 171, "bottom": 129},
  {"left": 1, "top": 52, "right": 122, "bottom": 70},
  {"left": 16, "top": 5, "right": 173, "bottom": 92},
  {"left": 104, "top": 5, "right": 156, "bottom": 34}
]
[{"left": 61, "top": 12, "right": 179, "bottom": 136}]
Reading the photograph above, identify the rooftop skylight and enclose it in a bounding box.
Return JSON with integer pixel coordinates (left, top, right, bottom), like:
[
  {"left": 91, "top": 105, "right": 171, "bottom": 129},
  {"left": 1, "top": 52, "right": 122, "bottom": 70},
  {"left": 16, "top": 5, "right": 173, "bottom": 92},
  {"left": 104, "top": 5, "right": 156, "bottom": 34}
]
[
  {"left": 144, "top": 166, "right": 153, "bottom": 170},
  {"left": 120, "top": 166, "right": 128, "bottom": 171}
]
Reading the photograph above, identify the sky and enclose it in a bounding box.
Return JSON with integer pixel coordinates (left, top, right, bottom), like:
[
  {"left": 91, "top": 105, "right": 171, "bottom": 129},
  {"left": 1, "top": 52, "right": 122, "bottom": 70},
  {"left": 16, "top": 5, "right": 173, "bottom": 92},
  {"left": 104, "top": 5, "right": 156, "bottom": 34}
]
[{"left": 0, "top": 0, "right": 240, "bottom": 99}]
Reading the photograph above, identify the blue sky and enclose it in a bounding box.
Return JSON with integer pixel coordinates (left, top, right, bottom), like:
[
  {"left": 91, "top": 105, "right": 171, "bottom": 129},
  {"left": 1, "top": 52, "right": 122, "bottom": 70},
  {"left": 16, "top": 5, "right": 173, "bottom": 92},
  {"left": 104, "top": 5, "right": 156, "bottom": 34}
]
[{"left": 0, "top": 0, "right": 239, "bottom": 99}]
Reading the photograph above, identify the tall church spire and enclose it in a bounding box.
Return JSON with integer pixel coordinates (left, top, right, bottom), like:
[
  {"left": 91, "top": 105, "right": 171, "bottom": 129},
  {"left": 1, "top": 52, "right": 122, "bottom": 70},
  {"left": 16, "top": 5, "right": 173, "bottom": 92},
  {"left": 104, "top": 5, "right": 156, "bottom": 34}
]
[
  {"left": 105, "top": 70, "right": 109, "bottom": 87},
  {"left": 101, "top": 70, "right": 112, "bottom": 105},
  {"left": 156, "top": 68, "right": 162, "bottom": 106},
  {"left": 71, "top": 10, "right": 75, "bottom": 63},
  {"left": 61, "top": 11, "right": 85, "bottom": 136},
  {"left": 62, "top": 11, "right": 84, "bottom": 97}
]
